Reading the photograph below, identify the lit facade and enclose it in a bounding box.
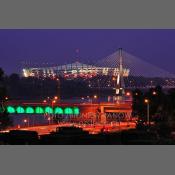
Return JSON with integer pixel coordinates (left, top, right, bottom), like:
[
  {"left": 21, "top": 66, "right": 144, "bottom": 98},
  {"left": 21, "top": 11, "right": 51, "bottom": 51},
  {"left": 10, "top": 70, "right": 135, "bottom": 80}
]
[{"left": 22, "top": 61, "right": 129, "bottom": 79}]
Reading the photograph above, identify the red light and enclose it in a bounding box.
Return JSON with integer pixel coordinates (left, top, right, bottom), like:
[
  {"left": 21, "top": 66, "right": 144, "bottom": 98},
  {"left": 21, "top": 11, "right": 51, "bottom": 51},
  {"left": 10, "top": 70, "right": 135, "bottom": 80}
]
[{"left": 126, "top": 92, "right": 131, "bottom": 96}]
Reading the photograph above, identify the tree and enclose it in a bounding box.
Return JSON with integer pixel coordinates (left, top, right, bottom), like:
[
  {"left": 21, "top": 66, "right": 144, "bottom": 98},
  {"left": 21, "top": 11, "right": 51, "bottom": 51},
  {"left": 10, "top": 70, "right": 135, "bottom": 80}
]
[
  {"left": 0, "top": 68, "right": 4, "bottom": 81},
  {"left": 0, "top": 68, "right": 13, "bottom": 130},
  {"left": 0, "top": 110, "right": 13, "bottom": 130}
]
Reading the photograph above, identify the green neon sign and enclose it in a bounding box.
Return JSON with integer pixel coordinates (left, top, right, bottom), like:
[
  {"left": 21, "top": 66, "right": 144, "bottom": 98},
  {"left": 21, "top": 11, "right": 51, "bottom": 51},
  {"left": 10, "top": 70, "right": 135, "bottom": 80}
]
[
  {"left": 64, "top": 107, "right": 73, "bottom": 115},
  {"left": 6, "top": 105, "right": 80, "bottom": 115},
  {"left": 45, "top": 106, "right": 53, "bottom": 114},
  {"left": 54, "top": 107, "right": 63, "bottom": 114},
  {"left": 26, "top": 107, "right": 34, "bottom": 114},
  {"left": 7, "top": 106, "right": 16, "bottom": 113},
  {"left": 16, "top": 106, "right": 25, "bottom": 114},
  {"left": 35, "top": 107, "right": 44, "bottom": 114},
  {"left": 73, "top": 107, "right": 80, "bottom": 115}
]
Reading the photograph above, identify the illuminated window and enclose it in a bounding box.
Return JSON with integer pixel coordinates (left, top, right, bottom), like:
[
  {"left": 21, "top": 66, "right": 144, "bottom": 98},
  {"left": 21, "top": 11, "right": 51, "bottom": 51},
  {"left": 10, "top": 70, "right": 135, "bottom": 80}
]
[
  {"left": 35, "top": 107, "right": 44, "bottom": 114},
  {"left": 54, "top": 107, "right": 63, "bottom": 114},
  {"left": 7, "top": 106, "right": 16, "bottom": 113},
  {"left": 64, "top": 107, "right": 73, "bottom": 114},
  {"left": 16, "top": 106, "right": 25, "bottom": 114},
  {"left": 73, "top": 107, "right": 80, "bottom": 115},
  {"left": 26, "top": 107, "right": 34, "bottom": 114},
  {"left": 45, "top": 106, "right": 53, "bottom": 114}
]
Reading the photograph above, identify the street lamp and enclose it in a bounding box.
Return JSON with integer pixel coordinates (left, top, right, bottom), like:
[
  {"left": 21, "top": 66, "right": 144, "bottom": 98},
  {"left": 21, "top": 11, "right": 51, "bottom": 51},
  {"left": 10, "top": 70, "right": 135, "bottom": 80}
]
[
  {"left": 48, "top": 117, "right": 51, "bottom": 125},
  {"left": 54, "top": 96, "right": 58, "bottom": 100},
  {"left": 23, "top": 119, "right": 29, "bottom": 127},
  {"left": 126, "top": 92, "right": 131, "bottom": 96},
  {"left": 94, "top": 95, "right": 97, "bottom": 99},
  {"left": 152, "top": 91, "right": 157, "bottom": 95},
  {"left": 144, "top": 99, "right": 150, "bottom": 126}
]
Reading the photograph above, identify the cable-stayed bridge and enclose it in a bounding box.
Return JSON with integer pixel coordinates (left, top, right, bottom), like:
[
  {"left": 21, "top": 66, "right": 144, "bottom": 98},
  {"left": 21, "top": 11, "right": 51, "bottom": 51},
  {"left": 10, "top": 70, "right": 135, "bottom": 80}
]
[
  {"left": 89, "top": 49, "right": 175, "bottom": 89},
  {"left": 22, "top": 49, "right": 175, "bottom": 89},
  {"left": 95, "top": 49, "right": 175, "bottom": 78}
]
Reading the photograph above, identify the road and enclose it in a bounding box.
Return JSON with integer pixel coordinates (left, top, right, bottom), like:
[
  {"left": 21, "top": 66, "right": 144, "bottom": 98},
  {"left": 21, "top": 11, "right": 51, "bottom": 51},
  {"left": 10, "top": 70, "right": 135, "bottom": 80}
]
[{"left": 4, "top": 122, "right": 136, "bottom": 135}]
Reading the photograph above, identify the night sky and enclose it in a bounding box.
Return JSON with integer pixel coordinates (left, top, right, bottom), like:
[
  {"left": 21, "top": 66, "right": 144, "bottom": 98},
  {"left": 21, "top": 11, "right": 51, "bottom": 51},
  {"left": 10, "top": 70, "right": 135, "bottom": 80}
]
[{"left": 0, "top": 29, "right": 175, "bottom": 75}]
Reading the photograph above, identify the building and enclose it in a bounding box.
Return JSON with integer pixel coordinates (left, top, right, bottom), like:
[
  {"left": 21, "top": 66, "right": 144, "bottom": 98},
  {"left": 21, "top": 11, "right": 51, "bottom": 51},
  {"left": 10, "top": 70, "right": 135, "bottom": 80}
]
[{"left": 22, "top": 61, "right": 130, "bottom": 79}]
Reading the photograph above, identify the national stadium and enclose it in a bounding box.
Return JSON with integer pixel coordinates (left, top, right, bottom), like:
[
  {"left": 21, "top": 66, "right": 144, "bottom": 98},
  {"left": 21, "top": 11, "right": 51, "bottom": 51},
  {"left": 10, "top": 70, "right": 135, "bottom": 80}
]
[{"left": 22, "top": 49, "right": 175, "bottom": 89}]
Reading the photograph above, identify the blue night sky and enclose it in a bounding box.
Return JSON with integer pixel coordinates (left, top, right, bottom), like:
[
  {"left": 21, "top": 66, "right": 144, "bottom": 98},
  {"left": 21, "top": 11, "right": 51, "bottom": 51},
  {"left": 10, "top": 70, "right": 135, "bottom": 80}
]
[{"left": 0, "top": 29, "right": 175, "bottom": 75}]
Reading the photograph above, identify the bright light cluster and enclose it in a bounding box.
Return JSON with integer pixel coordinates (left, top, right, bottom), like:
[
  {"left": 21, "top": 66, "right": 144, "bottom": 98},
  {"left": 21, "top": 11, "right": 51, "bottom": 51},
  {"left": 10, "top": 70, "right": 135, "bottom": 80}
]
[{"left": 6, "top": 106, "right": 80, "bottom": 115}]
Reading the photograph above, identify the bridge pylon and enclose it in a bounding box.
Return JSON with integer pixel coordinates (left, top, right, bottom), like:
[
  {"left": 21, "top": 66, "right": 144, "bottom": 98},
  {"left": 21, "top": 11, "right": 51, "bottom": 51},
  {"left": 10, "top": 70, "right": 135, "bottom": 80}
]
[{"left": 115, "top": 48, "right": 126, "bottom": 98}]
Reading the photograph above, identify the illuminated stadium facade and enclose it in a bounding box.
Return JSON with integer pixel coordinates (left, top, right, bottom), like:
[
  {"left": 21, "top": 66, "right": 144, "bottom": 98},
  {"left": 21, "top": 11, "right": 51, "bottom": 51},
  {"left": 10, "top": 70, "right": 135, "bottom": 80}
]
[
  {"left": 22, "top": 61, "right": 130, "bottom": 79},
  {"left": 22, "top": 49, "right": 175, "bottom": 89}
]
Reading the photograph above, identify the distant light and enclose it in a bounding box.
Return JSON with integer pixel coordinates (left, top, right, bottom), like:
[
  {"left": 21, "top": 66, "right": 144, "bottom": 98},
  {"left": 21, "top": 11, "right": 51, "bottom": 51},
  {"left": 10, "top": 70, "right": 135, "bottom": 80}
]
[
  {"left": 126, "top": 92, "right": 131, "bottom": 96},
  {"left": 94, "top": 95, "right": 97, "bottom": 99},
  {"left": 144, "top": 99, "right": 149, "bottom": 103},
  {"left": 52, "top": 100, "right": 56, "bottom": 104},
  {"left": 23, "top": 119, "right": 28, "bottom": 123},
  {"left": 152, "top": 91, "right": 157, "bottom": 95},
  {"left": 43, "top": 100, "right": 47, "bottom": 103},
  {"left": 54, "top": 96, "right": 58, "bottom": 100},
  {"left": 23, "top": 69, "right": 28, "bottom": 77}
]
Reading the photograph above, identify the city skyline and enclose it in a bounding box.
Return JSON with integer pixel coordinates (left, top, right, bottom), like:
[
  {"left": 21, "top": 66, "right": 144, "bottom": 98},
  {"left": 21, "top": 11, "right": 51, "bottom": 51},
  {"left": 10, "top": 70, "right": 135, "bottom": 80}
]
[{"left": 1, "top": 29, "right": 175, "bottom": 74}]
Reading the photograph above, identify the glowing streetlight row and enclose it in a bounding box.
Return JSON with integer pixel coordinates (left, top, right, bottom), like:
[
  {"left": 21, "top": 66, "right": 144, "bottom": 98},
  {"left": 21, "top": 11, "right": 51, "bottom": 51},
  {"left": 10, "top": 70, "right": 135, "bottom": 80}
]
[{"left": 6, "top": 106, "right": 80, "bottom": 115}]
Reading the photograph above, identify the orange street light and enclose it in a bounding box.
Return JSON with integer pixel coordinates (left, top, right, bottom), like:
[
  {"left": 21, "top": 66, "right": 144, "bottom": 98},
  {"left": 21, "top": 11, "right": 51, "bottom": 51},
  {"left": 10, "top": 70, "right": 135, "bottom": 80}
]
[
  {"left": 112, "top": 77, "right": 116, "bottom": 81},
  {"left": 144, "top": 98, "right": 150, "bottom": 126},
  {"left": 54, "top": 96, "right": 58, "bottom": 100},
  {"left": 94, "top": 95, "right": 98, "bottom": 99},
  {"left": 52, "top": 100, "right": 56, "bottom": 104},
  {"left": 144, "top": 99, "right": 149, "bottom": 104}
]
